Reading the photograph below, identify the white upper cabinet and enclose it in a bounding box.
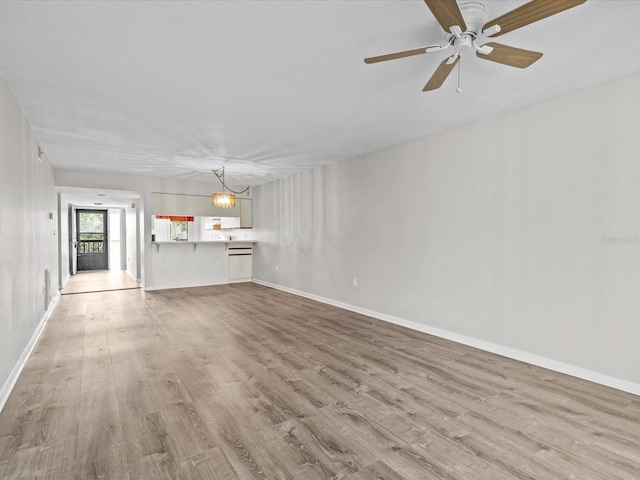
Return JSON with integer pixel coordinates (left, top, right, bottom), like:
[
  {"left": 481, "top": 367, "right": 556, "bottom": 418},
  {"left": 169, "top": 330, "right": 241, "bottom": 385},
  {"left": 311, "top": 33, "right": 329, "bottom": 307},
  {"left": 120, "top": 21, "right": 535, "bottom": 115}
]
[
  {"left": 239, "top": 198, "right": 252, "bottom": 228},
  {"left": 151, "top": 192, "right": 239, "bottom": 217}
]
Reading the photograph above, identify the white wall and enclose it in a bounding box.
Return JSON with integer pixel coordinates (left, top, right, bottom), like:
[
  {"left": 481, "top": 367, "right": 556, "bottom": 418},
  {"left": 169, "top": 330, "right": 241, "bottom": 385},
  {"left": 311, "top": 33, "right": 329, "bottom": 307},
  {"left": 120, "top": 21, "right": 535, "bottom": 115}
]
[
  {"left": 0, "top": 74, "right": 58, "bottom": 406},
  {"left": 253, "top": 72, "right": 640, "bottom": 389}
]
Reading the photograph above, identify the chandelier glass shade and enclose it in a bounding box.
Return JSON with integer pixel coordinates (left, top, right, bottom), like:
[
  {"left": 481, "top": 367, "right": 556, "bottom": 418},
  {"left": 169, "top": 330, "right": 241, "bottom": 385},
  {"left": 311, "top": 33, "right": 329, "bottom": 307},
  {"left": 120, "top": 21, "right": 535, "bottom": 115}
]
[{"left": 212, "top": 191, "right": 235, "bottom": 208}]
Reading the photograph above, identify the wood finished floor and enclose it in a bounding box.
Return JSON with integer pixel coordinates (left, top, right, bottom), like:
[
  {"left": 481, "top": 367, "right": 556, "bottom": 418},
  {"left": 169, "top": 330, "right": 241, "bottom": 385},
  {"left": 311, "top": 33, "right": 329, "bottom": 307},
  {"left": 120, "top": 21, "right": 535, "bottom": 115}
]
[{"left": 1, "top": 283, "right": 639, "bottom": 479}]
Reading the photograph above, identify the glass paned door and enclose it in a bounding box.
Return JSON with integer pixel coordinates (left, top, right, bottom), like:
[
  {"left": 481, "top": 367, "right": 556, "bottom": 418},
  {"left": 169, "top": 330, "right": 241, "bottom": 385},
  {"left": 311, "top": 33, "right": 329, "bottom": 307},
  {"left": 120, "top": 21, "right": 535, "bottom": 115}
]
[{"left": 76, "top": 209, "right": 108, "bottom": 271}]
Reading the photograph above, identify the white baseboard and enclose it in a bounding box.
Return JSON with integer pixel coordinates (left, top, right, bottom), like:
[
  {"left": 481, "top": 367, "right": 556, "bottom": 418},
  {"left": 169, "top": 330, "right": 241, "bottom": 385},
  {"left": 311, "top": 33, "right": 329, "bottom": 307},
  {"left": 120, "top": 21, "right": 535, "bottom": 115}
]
[
  {"left": 253, "top": 279, "right": 640, "bottom": 397},
  {"left": 0, "top": 292, "right": 61, "bottom": 413}
]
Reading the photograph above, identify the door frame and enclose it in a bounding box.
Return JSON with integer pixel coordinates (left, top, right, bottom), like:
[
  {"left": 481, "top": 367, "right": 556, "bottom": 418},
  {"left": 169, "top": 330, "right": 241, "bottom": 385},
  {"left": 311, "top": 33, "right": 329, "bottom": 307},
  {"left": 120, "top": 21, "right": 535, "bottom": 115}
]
[
  {"left": 70, "top": 204, "right": 77, "bottom": 275},
  {"left": 76, "top": 208, "right": 109, "bottom": 271}
]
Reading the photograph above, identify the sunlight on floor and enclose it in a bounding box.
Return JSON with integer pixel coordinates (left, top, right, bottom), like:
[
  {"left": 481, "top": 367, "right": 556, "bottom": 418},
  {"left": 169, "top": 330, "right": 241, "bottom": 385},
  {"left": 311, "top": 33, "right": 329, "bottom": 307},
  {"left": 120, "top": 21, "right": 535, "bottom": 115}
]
[{"left": 61, "top": 270, "right": 139, "bottom": 295}]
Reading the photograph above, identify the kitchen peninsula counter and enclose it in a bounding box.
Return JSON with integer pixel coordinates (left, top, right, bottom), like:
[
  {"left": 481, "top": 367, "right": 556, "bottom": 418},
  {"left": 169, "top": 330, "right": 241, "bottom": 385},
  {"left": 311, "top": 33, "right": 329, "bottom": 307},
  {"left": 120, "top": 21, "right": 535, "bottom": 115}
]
[
  {"left": 149, "top": 240, "right": 255, "bottom": 290},
  {"left": 152, "top": 239, "right": 256, "bottom": 251}
]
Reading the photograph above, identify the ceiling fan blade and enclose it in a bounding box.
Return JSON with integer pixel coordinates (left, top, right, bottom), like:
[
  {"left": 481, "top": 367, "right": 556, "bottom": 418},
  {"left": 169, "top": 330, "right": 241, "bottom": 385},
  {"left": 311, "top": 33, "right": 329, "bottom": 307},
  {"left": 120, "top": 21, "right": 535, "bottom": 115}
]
[
  {"left": 483, "top": 0, "right": 586, "bottom": 37},
  {"left": 423, "top": 56, "right": 459, "bottom": 92},
  {"left": 476, "top": 43, "right": 543, "bottom": 68},
  {"left": 364, "top": 47, "right": 429, "bottom": 64},
  {"left": 423, "top": 0, "right": 467, "bottom": 33}
]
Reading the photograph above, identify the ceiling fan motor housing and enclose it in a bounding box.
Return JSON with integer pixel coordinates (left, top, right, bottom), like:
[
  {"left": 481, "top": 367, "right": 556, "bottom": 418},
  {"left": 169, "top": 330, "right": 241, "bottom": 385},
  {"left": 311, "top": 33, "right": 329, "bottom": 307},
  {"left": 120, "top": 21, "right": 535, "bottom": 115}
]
[
  {"left": 458, "top": 2, "right": 488, "bottom": 35},
  {"left": 442, "top": 2, "right": 488, "bottom": 55}
]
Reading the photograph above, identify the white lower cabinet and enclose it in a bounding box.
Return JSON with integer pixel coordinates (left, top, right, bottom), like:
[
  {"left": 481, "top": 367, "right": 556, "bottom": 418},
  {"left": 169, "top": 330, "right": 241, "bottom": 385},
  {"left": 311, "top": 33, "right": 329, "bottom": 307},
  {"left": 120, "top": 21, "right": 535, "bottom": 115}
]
[{"left": 228, "top": 244, "right": 252, "bottom": 282}]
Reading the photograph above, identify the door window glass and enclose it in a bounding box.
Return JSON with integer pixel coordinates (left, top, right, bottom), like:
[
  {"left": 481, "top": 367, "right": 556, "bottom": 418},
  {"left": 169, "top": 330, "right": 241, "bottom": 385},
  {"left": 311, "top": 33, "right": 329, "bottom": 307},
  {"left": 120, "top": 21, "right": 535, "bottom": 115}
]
[{"left": 79, "top": 212, "right": 105, "bottom": 253}]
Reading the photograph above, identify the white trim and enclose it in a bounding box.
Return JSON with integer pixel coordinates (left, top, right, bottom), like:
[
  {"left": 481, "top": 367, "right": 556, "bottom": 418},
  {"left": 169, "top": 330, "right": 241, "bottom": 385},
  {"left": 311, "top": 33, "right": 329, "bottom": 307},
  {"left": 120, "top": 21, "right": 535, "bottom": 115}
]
[
  {"left": 0, "top": 292, "right": 61, "bottom": 413},
  {"left": 253, "top": 279, "right": 640, "bottom": 397}
]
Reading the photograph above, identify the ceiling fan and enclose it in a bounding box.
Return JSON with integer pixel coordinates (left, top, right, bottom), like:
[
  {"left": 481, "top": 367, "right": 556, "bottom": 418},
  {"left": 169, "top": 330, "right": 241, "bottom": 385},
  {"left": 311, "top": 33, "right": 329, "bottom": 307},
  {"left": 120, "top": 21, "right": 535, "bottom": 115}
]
[{"left": 364, "top": 0, "right": 587, "bottom": 92}]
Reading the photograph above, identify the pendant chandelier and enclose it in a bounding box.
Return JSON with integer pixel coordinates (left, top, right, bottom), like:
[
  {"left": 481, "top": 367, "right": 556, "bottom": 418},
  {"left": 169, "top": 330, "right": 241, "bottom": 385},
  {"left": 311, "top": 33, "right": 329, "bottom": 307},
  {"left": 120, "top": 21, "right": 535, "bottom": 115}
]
[
  {"left": 212, "top": 167, "right": 249, "bottom": 208},
  {"left": 212, "top": 191, "right": 235, "bottom": 208}
]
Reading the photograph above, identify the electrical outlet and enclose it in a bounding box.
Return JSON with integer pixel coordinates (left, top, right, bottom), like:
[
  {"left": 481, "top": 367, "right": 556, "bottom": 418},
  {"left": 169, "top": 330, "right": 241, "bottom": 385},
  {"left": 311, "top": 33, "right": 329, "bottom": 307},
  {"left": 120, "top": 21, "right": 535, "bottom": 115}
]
[
  {"left": 275, "top": 265, "right": 279, "bottom": 271},
  {"left": 353, "top": 277, "right": 358, "bottom": 287}
]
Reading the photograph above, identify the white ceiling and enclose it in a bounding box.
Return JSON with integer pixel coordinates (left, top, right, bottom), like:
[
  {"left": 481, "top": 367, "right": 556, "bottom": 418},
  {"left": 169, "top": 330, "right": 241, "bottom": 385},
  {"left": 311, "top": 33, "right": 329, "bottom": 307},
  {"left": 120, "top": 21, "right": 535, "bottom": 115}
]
[
  {"left": 1, "top": 1, "right": 640, "bottom": 188},
  {"left": 58, "top": 187, "right": 141, "bottom": 210}
]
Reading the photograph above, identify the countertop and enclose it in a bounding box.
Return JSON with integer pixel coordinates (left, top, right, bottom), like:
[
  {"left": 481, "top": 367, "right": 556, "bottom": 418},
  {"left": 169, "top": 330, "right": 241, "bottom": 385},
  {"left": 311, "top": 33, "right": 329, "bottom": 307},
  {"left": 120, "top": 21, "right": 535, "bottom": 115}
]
[{"left": 151, "top": 240, "right": 255, "bottom": 252}]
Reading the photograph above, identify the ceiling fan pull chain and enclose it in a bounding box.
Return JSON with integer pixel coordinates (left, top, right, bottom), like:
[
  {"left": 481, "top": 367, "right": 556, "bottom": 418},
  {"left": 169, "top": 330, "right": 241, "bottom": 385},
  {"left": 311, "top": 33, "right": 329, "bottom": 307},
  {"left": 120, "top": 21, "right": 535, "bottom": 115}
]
[{"left": 456, "top": 57, "right": 462, "bottom": 94}]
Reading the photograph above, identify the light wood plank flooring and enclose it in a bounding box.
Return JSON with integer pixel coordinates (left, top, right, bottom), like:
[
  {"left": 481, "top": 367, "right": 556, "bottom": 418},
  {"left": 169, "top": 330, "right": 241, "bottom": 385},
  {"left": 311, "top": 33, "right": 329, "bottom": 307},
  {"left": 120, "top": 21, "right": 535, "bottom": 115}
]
[
  {"left": 61, "top": 270, "right": 139, "bottom": 295},
  {"left": 1, "top": 283, "right": 639, "bottom": 479}
]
